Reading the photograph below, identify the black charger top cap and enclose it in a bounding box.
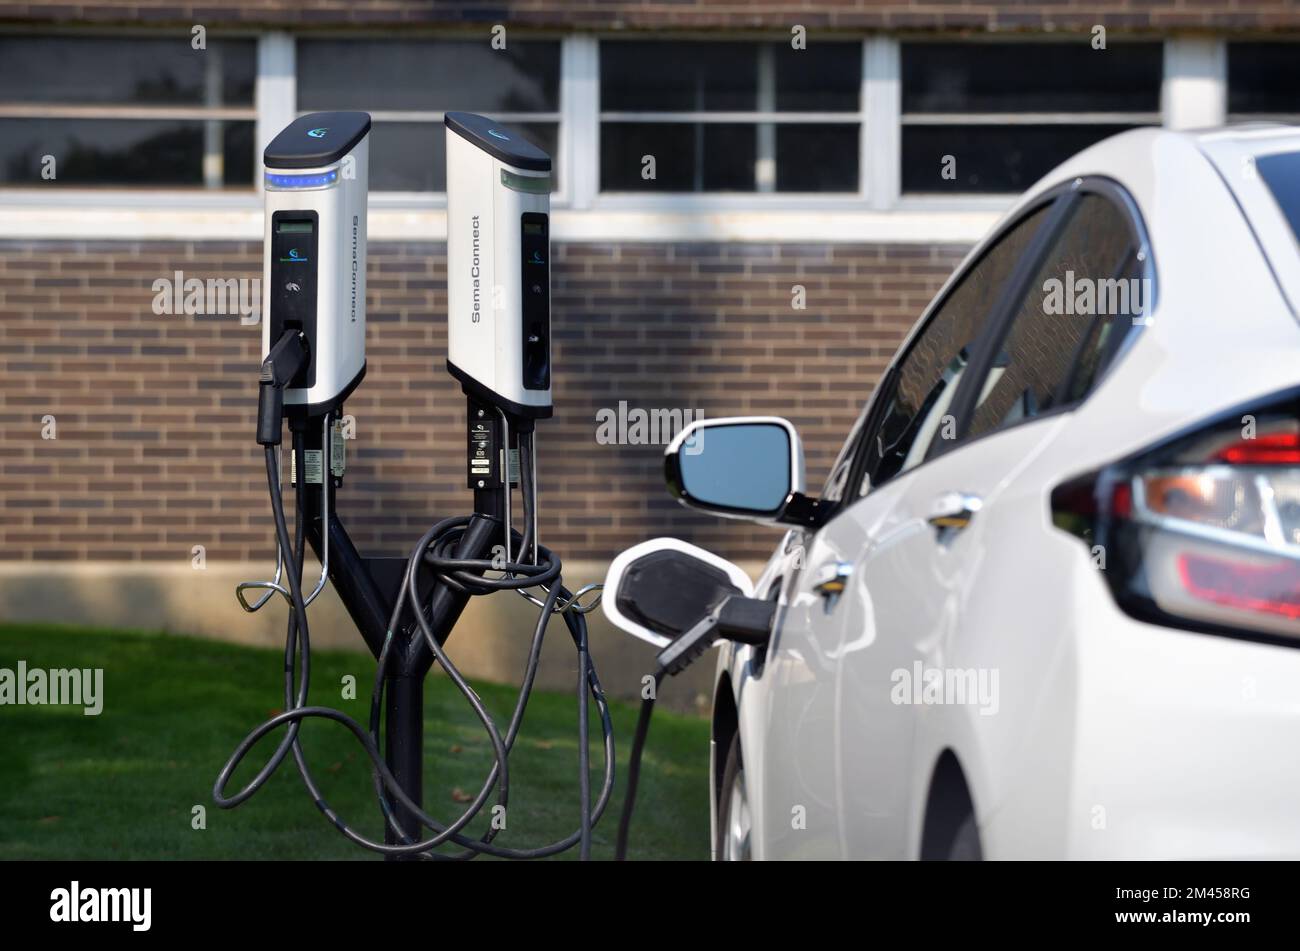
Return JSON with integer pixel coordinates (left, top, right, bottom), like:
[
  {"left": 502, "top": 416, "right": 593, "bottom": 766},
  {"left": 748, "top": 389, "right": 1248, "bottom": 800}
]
[
  {"left": 444, "top": 111, "right": 551, "bottom": 172},
  {"left": 264, "top": 111, "right": 372, "bottom": 169}
]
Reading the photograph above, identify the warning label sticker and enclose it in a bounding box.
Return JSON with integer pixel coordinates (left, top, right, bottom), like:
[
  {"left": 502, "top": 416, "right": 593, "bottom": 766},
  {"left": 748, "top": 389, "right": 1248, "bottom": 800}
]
[{"left": 288, "top": 449, "right": 325, "bottom": 485}]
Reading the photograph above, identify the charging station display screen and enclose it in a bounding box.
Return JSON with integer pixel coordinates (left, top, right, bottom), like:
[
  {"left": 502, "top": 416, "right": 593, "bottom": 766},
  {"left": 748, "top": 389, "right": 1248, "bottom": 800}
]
[
  {"left": 520, "top": 212, "right": 550, "bottom": 391},
  {"left": 270, "top": 210, "right": 319, "bottom": 388},
  {"left": 277, "top": 221, "right": 315, "bottom": 235}
]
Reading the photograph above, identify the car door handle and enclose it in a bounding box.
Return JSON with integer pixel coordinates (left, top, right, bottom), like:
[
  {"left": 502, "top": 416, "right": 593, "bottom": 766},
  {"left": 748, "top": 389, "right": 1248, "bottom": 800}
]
[
  {"left": 927, "top": 491, "right": 983, "bottom": 533},
  {"left": 811, "top": 561, "right": 853, "bottom": 612}
]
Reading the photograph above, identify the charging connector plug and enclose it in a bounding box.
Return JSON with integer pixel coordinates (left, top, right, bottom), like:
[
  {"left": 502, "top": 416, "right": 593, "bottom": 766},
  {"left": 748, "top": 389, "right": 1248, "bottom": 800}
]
[
  {"left": 654, "top": 595, "right": 775, "bottom": 678},
  {"left": 256, "top": 330, "right": 310, "bottom": 446}
]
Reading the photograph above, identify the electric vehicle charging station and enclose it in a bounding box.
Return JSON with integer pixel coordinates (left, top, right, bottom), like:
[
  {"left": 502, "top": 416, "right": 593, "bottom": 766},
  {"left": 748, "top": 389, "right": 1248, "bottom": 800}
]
[
  {"left": 261, "top": 111, "right": 370, "bottom": 417},
  {"left": 445, "top": 110, "right": 553, "bottom": 421},
  {"left": 216, "top": 110, "right": 613, "bottom": 861}
]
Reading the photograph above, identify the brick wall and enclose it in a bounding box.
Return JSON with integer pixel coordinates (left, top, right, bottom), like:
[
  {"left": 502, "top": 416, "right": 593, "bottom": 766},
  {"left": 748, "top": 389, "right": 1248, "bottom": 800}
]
[
  {"left": 5, "top": 1, "right": 1300, "bottom": 32},
  {"left": 0, "top": 239, "right": 965, "bottom": 564}
]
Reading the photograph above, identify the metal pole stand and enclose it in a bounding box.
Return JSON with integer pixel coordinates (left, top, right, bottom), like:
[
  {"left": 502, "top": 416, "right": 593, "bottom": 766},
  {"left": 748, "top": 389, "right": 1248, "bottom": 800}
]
[{"left": 297, "top": 404, "right": 509, "bottom": 858}]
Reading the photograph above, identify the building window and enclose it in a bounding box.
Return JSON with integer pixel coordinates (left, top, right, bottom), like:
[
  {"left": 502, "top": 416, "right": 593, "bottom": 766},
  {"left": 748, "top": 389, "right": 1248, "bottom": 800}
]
[
  {"left": 900, "top": 42, "right": 1162, "bottom": 195},
  {"left": 598, "top": 40, "right": 862, "bottom": 194},
  {"left": 1228, "top": 43, "right": 1300, "bottom": 122},
  {"left": 296, "top": 39, "right": 561, "bottom": 193},
  {"left": 0, "top": 34, "right": 256, "bottom": 188}
]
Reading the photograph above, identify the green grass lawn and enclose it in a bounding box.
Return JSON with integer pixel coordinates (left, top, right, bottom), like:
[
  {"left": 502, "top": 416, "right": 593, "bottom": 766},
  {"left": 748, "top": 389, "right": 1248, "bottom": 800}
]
[{"left": 0, "top": 623, "right": 710, "bottom": 860}]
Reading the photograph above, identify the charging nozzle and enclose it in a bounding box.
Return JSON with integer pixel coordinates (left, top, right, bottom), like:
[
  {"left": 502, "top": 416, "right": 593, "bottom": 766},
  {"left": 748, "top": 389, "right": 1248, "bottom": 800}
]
[
  {"left": 655, "top": 595, "right": 775, "bottom": 678},
  {"left": 257, "top": 330, "right": 310, "bottom": 446}
]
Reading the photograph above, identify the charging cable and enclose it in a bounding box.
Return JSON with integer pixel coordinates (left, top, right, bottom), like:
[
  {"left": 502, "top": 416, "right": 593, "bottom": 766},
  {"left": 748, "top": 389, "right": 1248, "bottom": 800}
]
[
  {"left": 215, "top": 332, "right": 613, "bottom": 859},
  {"left": 614, "top": 595, "right": 776, "bottom": 860}
]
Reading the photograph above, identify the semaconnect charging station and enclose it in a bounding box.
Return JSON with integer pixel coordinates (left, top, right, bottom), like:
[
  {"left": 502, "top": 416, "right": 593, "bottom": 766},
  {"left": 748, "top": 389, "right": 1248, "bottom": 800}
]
[{"left": 213, "top": 110, "right": 614, "bottom": 860}]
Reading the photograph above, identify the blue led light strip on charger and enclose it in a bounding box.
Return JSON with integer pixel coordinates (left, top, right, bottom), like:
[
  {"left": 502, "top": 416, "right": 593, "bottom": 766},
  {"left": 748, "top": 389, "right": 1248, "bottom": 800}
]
[{"left": 265, "top": 169, "right": 339, "bottom": 189}]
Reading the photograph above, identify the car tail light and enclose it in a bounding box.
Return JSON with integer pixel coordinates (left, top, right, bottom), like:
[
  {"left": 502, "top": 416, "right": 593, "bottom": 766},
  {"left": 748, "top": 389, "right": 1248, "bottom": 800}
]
[{"left": 1052, "top": 390, "right": 1300, "bottom": 644}]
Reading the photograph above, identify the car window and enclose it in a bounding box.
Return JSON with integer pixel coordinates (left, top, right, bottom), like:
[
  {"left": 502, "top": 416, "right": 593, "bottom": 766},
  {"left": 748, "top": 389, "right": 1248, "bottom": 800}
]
[
  {"left": 858, "top": 202, "right": 1051, "bottom": 495},
  {"left": 964, "top": 193, "right": 1136, "bottom": 441},
  {"left": 1257, "top": 150, "right": 1300, "bottom": 245},
  {"left": 1060, "top": 249, "right": 1143, "bottom": 403},
  {"left": 820, "top": 408, "right": 867, "bottom": 504}
]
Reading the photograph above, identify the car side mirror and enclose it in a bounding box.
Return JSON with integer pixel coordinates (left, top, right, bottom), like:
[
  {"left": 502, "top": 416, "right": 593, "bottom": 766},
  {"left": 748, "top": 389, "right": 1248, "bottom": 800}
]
[
  {"left": 603, "top": 538, "right": 754, "bottom": 647},
  {"left": 664, "top": 416, "right": 824, "bottom": 526}
]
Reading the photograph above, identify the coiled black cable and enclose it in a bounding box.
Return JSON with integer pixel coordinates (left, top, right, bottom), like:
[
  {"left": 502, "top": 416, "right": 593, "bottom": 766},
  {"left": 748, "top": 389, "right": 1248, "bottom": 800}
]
[{"left": 214, "top": 426, "right": 613, "bottom": 859}]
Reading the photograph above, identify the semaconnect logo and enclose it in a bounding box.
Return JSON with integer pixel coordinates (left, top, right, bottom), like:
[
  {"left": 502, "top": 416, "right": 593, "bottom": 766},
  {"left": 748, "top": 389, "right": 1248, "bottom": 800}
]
[
  {"left": 307, "top": 127, "right": 328, "bottom": 138},
  {"left": 350, "top": 214, "right": 359, "bottom": 324},
  {"left": 50, "top": 881, "right": 151, "bottom": 932},
  {"left": 469, "top": 215, "right": 482, "bottom": 324}
]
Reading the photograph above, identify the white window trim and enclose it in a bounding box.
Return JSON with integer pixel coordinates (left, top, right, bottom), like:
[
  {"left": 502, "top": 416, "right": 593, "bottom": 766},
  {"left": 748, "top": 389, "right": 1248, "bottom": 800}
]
[
  {"left": 256, "top": 31, "right": 296, "bottom": 193},
  {"left": 23, "top": 28, "right": 1238, "bottom": 243},
  {"left": 0, "top": 201, "right": 1004, "bottom": 244},
  {"left": 0, "top": 105, "right": 255, "bottom": 120},
  {"left": 1163, "top": 37, "right": 1226, "bottom": 130},
  {"left": 560, "top": 34, "right": 599, "bottom": 211},
  {"left": 863, "top": 35, "right": 900, "bottom": 210},
  {"left": 903, "top": 112, "right": 1163, "bottom": 125}
]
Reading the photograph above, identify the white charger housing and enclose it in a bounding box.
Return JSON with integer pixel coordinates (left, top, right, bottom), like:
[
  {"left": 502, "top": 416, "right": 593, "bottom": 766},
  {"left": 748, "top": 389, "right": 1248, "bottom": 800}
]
[
  {"left": 444, "top": 112, "right": 553, "bottom": 419},
  {"left": 262, "top": 111, "right": 370, "bottom": 415}
]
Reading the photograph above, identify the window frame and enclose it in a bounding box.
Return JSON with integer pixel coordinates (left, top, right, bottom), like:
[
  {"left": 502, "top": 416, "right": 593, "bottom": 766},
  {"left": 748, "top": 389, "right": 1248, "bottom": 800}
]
[
  {"left": 0, "top": 31, "right": 1250, "bottom": 243},
  {"left": 958, "top": 195, "right": 1144, "bottom": 444},
  {"left": 1226, "top": 40, "right": 1300, "bottom": 125},
  {"left": 846, "top": 193, "right": 1064, "bottom": 498},
  {"left": 835, "top": 175, "right": 1155, "bottom": 508},
  {"left": 594, "top": 34, "right": 867, "bottom": 200},
  {"left": 0, "top": 25, "right": 261, "bottom": 192},
  {"left": 899, "top": 36, "right": 1165, "bottom": 197},
  {"left": 809, "top": 196, "right": 1060, "bottom": 523},
  {"left": 932, "top": 176, "right": 1155, "bottom": 460}
]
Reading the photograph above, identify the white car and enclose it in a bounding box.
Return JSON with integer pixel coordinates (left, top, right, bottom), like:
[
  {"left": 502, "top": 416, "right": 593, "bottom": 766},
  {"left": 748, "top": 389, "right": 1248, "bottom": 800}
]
[{"left": 609, "top": 125, "right": 1300, "bottom": 860}]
